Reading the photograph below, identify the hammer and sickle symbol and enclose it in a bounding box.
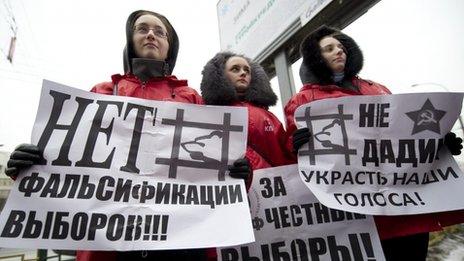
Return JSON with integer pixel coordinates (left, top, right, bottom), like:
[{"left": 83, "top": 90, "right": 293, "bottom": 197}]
[{"left": 417, "top": 110, "right": 436, "bottom": 125}]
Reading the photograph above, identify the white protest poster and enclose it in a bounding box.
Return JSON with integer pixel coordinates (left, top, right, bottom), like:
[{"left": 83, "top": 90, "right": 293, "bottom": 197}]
[
  {"left": 219, "top": 164, "right": 385, "bottom": 261},
  {"left": 295, "top": 92, "right": 464, "bottom": 215},
  {"left": 0, "top": 80, "right": 254, "bottom": 250}
]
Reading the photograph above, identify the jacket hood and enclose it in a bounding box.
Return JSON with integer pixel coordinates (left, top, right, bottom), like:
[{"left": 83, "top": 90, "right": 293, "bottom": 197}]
[
  {"left": 300, "top": 25, "right": 363, "bottom": 84},
  {"left": 123, "top": 10, "right": 179, "bottom": 76},
  {"left": 200, "top": 51, "right": 277, "bottom": 107}
]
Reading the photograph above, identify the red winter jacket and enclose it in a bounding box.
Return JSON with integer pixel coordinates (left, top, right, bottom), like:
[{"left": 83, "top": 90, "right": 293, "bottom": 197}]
[
  {"left": 284, "top": 77, "right": 464, "bottom": 240},
  {"left": 235, "top": 101, "right": 294, "bottom": 187},
  {"left": 77, "top": 74, "right": 202, "bottom": 261}
]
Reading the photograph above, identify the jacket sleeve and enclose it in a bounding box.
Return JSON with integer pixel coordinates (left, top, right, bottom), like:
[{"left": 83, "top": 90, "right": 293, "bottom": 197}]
[
  {"left": 269, "top": 112, "right": 296, "bottom": 165},
  {"left": 190, "top": 88, "right": 204, "bottom": 105},
  {"left": 90, "top": 82, "right": 114, "bottom": 94},
  {"left": 379, "top": 83, "right": 392, "bottom": 94},
  {"left": 284, "top": 89, "right": 315, "bottom": 154},
  {"left": 284, "top": 96, "right": 304, "bottom": 155},
  {"left": 244, "top": 147, "right": 272, "bottom": 190},
  {"left": 363, "top": 78, "right": 392, "bottom": 95}
]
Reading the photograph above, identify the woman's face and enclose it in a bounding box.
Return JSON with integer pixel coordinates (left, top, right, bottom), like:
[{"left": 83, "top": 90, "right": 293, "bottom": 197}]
[
  {"left": 132, "top": 14, "right": 170, "bottom": 60},
  {"left": 319, "top": 36, "right": 346, "bottom": 73},
  {"left": 224, "top": 56, "right": 251, "bottom": 97}
]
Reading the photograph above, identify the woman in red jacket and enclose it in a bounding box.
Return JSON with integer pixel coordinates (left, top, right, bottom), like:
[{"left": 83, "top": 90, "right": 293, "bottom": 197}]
[
  {"left": 201, "top": 52, "right": 294, "bottom": 182},
  {"left": 286, "top": 25, "right": 463, "bottom": 261},
  {"left": 201, "top": 51, "right": 294, "bottom": 261},
  {"left": 5, "top": 10, "right": 243, "bottom": 261}
]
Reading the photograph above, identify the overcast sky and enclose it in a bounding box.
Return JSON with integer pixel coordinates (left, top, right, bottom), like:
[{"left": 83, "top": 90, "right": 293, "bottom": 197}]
[{"left": 1, "top": 0, "right": 464, "bottom": 152}]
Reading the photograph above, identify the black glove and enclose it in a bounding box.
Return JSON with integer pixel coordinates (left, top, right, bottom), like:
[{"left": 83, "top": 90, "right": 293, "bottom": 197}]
[
  {"left": 444, "top": 132, "right": 463, "bottom": 155},
  {"left": 5, "top": 144, "right": 42, "bottom": 179},
  {"left": 228, "top": 158, "right": 251, "bottom": 181},
  {"left": 293, "top": 127, "right": 311, "bottom": 153}
]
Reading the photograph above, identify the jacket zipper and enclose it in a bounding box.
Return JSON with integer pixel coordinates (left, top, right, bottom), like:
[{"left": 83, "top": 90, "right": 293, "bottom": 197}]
[
  {"left": 141, "top": 81, "right": 146, "bottom": 98},
  {"left": 171, "top": 86, "right": 175, "bottom": 98}
]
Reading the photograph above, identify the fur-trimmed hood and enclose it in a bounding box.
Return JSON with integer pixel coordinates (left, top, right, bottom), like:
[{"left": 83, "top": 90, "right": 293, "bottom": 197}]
[
  {"left": 123, "top": 10, "right": 179, "bottom": 76},
  {"left": 300, "top": 25, "right": 363, "bottom": 85},
  {"left": 200, "top": 52, "right": 277, "bottom": 107}
]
